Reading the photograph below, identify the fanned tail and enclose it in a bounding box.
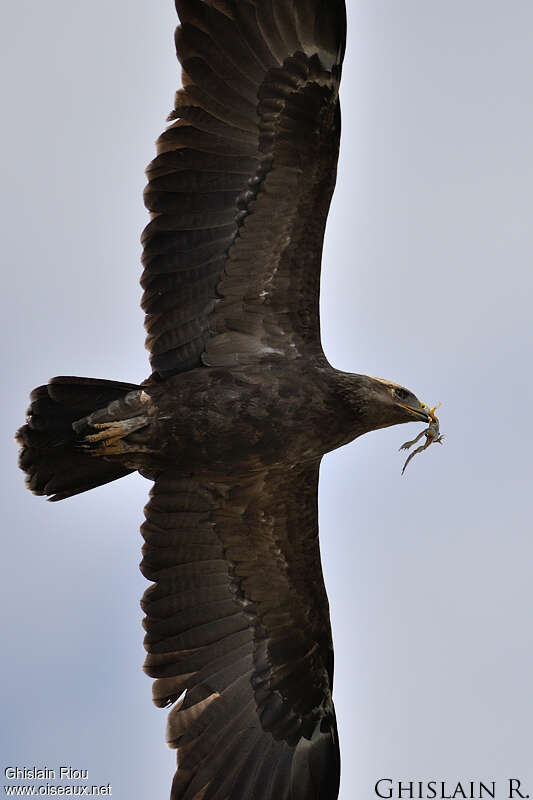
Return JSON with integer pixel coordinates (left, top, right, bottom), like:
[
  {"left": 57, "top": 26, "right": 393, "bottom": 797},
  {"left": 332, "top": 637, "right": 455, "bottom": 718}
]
[{"left": 16, "top": 376, "right": 142, "bottom": 502}]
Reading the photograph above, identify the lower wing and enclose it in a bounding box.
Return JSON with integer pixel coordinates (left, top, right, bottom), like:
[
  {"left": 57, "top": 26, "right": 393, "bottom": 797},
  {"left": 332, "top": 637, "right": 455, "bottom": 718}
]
[{"left": 140, "top": 462, "right": 339, "bottom": 799}]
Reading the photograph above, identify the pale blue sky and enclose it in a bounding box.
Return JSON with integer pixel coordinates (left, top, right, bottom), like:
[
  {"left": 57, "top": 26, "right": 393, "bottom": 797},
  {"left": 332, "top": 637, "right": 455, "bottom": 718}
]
[{"left": 2, "top": 2, "right": 533, "bottom": 798}]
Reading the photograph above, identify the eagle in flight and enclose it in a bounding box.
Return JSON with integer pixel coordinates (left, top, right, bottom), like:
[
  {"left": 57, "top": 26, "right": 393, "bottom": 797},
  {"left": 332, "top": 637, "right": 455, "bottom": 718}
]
[{"left": 17, "top": 1, "right": 433, "bottom": 797}]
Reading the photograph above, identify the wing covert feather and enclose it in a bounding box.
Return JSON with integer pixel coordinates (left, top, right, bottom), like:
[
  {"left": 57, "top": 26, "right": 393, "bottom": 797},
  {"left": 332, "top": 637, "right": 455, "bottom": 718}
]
[
  {"left": 140, "top": 464, "right": 339, "bottom": 799},
  {"left": 142, "top": 0, "right": 346, "bottom": 377}
]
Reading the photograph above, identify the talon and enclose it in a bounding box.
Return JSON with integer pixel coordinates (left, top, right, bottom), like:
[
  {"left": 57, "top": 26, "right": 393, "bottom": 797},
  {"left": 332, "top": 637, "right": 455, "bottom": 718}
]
[
  {"left": 88, "top": 440, "right": 126, "bottom": 456},
  {"left": 79, "top": 416, "right": 149, "bottom": 457},
  {"left": 85, "top": 422, "right": 127, "bottom": 444}
]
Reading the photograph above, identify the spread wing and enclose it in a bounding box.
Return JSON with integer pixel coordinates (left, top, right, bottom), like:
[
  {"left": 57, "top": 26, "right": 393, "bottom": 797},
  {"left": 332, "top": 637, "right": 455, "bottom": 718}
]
[
  {"left": 142, "top": 0, "right": 347, "bottom": 377},
  {"left": 140, "top": 463, "right": 339, "bottom": 799}
]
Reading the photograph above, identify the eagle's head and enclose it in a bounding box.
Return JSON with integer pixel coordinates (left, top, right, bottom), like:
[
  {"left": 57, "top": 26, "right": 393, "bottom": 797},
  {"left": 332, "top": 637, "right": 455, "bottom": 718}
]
[
  {"left": 347, "top": 374, "right": 431, "bottom": 433},
  {"left": 368, "top": 376, "right": 431, "bottom": 428}
]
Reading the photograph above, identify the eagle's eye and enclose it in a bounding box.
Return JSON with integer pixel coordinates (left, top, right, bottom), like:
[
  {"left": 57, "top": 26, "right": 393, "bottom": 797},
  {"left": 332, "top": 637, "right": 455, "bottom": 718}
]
[{"left": 394, "top": 387, "right": 411, "bottom": 401}]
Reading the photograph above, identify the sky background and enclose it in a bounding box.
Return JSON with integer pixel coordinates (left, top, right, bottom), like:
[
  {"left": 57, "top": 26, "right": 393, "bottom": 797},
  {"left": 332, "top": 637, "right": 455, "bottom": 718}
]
[{"left": 2, "top": 1, "right": 533, "bottom": 798}]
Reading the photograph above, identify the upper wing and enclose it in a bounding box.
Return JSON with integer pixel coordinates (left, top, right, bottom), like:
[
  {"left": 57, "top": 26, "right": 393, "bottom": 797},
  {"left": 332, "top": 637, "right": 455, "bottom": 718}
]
[
  {"left": 140, "top": 463, "right": 339, "bottom": 799},
  {"left": 142, "top": 0, "right": 347, "bottom": 377}
]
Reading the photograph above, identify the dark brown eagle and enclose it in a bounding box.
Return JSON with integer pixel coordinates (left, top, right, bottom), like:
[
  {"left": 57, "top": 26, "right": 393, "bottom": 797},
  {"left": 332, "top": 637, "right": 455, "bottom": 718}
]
[{"left": 17, "top": 1, "right": 432, "bottom": 798}]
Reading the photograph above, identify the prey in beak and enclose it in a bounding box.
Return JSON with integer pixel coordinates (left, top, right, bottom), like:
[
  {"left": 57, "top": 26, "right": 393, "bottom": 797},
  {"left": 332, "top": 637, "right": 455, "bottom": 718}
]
[{"left": 399, "top": 404, "right": 445, "bottom": 474}]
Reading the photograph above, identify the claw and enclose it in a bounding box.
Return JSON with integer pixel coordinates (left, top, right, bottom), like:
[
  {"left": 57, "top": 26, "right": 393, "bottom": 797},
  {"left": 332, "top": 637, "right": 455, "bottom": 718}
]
[
  {"left": 79, "top": 416, "right": 148, "bottom": 456},
  {"left": 85, "top": 422, "right": 127, "bottom": 444}
]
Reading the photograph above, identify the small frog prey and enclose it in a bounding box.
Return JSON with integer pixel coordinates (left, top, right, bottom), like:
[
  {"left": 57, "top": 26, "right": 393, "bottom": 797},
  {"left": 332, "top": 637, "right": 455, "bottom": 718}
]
[{"left": 400, "top": 404, "right": 445, "bottom": 474}]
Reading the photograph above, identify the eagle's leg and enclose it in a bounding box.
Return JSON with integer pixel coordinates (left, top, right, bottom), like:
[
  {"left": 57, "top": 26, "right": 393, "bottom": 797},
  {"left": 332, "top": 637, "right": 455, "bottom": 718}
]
[{"left": 81, "top": 416, "right": 149, "bottom": 455}]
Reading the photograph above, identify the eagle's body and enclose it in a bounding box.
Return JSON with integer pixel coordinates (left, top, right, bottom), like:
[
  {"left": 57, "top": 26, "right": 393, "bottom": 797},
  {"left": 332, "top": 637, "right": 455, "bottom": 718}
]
[
  {"left": 114, "top": 359, "right": 350, "bottom": 471},
  {"left": 77, "top": 360, "right": 419, "bottom": 476},
  {"left": 17, "top": 2, "right": 432, "bottom": 798}
]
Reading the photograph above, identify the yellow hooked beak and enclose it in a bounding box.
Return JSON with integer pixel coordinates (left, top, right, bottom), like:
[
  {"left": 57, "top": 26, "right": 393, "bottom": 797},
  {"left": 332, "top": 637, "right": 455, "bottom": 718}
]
[{"left": 397, "top": 401, "right": 431, "bottom": 422}]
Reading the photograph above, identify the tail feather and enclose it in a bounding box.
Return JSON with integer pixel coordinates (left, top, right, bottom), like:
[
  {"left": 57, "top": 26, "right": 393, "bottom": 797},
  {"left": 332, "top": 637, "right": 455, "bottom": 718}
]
[{"left": 17, "top": 376, "right": 142, "bottom": 502}]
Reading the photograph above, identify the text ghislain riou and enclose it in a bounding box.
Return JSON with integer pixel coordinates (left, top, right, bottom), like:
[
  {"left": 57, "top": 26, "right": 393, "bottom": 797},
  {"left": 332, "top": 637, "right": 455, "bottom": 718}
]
[
  {"left": 5, "top": 768, "right": 88, "bottom": 781},
  {"left": 374, "top": 779, "right": 529, "bottom": 799}
]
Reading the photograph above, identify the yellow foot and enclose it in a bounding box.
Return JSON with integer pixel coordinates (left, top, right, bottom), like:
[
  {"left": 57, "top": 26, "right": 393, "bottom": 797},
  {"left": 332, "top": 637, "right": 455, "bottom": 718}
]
[
  {"left": 85, "top": 422, "right": 127, "bottom": 443},
  {"left": 83, "top": 423, "right": 127, "bottom": 455},
  {"left": 80, "top": 417, "right": 148, "bottom": 456}
]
